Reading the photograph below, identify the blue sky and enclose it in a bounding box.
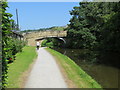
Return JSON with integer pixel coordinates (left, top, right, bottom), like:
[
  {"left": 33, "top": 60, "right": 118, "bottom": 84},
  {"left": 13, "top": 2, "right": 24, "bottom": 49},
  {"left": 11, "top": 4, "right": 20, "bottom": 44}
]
[{"left": 7, "top": 2, "right": 79, "bottom": 31}]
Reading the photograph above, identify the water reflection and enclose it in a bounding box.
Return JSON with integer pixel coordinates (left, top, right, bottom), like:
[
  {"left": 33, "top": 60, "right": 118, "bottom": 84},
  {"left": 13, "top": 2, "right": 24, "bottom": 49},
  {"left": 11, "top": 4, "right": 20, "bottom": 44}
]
[{"left": 54, "top": 48, "right": 119, "bottom": 88}]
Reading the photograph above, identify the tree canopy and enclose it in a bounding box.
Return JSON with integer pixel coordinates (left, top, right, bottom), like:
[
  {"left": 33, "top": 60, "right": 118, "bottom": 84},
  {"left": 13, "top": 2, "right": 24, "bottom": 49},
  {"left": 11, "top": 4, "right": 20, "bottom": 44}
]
[{"left": 67, "top": 2, "right": 120, "bottom": 53}]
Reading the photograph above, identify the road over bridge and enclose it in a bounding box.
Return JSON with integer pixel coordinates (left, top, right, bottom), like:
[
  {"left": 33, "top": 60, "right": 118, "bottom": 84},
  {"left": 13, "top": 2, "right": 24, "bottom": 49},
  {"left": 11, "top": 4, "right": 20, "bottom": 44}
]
[{"left": 24, "top": 30, "right": 67, "bottom": 46}]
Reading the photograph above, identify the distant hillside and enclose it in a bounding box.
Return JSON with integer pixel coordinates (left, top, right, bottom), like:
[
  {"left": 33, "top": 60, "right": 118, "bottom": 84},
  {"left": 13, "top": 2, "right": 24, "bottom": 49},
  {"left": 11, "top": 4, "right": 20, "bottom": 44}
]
[
  {"left": 21, "top": 26, "right": 67, "bottom": 33},
  {"left": 49, "top": 26, "right": 67, "bottom": 31},
  {"left": 20, "top": 28, "right": 49, "bottom": 33}
]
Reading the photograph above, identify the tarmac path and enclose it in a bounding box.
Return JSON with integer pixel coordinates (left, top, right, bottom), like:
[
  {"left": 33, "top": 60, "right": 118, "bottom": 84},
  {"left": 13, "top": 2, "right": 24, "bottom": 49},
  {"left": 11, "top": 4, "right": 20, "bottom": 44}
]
[{"left": 24, "top": 47, "right": 68, "bottom": 88}]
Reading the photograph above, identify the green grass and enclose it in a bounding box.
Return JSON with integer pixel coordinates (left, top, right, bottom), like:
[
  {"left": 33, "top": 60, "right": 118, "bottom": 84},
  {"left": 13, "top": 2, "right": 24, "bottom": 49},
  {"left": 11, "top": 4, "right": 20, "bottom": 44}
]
[
  {"left": 7, "top": 46, "right": 37, "bottom": 88},
  {"left": 46, "top": 48, "right": 102, "bottom": 88}
]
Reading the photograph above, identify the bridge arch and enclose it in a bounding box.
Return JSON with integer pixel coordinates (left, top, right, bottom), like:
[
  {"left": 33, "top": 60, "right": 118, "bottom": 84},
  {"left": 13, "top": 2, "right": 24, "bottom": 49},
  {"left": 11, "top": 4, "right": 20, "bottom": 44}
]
[{"left": 35, "top": 37, "right": 66, "bottom": 45}]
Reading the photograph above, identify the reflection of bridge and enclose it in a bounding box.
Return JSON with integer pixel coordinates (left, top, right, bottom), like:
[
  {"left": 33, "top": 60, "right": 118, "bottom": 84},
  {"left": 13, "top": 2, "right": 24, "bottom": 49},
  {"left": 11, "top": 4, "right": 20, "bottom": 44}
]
[{"left": 24, "top": 30, "right": 67, "bottom": 46}]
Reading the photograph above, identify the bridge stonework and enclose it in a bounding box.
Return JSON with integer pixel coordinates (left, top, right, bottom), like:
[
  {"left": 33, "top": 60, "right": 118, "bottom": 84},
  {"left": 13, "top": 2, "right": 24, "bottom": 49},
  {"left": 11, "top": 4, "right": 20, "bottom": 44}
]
[{"left": 24, "top": 30, "right": 67, "bottom": 46}]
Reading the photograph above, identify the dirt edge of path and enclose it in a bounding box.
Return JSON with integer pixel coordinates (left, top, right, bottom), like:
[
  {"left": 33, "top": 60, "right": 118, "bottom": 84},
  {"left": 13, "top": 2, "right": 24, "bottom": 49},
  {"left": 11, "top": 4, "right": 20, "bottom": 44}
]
[
  {"left": 46, "top": 49, "right": 77, "bottom": 88},
  {"left": 19, "top": 52, "right": 38, "bottom": 88}
]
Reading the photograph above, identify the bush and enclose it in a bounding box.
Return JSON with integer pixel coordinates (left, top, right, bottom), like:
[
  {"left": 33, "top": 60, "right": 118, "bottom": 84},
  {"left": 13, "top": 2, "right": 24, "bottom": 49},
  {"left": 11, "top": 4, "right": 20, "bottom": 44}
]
[
  {"left": 41, "top": 39, "right": 54, "bottom": 48},
  {"left": 6, "top": 38, "right": 26, "bottom": 63},
  {"left": 41, "top": 40, "right": 47, "bottom": 47}
]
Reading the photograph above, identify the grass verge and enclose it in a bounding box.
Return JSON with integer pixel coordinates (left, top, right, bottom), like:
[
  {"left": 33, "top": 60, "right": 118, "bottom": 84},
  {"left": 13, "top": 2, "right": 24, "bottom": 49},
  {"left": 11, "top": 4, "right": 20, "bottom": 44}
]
[
  {"left": 7, "top": 46, "right": 37, "bottom": 88},
  {"left": 46, "top": 48, "right": 102, "bottom": 88}
]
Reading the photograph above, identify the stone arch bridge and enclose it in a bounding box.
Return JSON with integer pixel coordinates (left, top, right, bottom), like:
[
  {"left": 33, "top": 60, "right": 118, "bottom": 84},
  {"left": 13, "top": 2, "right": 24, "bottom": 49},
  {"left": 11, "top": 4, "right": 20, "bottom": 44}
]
[{"left": 24, "top": 30, "right": 67, "bottom": 46}]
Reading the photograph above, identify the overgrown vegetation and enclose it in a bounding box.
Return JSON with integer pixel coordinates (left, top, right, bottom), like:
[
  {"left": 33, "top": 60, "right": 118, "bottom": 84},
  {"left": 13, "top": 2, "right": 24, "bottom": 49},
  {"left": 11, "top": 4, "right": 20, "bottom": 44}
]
[
  {"left": 67, "top": 2, "right": 120, "bottom": 50},
  {"left": 66, "top": 2, "right": 120, "bottom": 68},
  {"left": 46, "top": 48, "right": 102, "bottom": 88},
  {"left": 7, "top": 46, "right": 37, "bottom": 88},
  {"left": 1, "top": 2, "right": 26, "bottom": 88}
]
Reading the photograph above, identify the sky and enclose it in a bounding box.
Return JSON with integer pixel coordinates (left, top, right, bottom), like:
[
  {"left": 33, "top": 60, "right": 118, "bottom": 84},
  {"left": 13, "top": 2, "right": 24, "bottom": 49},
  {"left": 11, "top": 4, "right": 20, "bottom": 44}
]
[
  {"left": 7, "top": 2, "right": 79, "bottom": 31},
  {"left": 7, "top": 0, "right": 84, "bottom": 2}
]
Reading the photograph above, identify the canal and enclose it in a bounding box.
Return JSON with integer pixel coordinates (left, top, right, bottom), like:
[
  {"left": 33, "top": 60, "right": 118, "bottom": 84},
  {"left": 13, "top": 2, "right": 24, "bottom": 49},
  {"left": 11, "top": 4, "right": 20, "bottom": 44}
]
[{"left": 54, "top": 48, "right": 119, "bottom": 88}]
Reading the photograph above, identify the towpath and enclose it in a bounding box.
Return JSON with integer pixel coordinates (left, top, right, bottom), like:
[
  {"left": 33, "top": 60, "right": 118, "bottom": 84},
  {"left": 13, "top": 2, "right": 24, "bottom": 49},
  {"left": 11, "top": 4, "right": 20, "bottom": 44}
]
[{"left": 24, "top": 47, "right": 68, "bottom": 88}]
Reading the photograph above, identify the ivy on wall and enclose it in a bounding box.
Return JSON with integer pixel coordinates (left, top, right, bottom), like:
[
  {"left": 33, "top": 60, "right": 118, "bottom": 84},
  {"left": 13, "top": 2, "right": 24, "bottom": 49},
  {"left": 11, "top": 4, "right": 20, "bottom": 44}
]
[{"left": 1, "top": 1, "right": 25, "bottom": 88}]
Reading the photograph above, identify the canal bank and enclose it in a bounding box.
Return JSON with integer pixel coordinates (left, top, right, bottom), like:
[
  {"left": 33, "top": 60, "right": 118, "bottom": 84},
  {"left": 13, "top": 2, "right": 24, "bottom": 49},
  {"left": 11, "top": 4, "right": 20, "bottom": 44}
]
[
  {"left": 46, "top": 48, "right": 102, "bottom": 88},
  {"left": 53, "top": 48, "right": 119, "bottom": 88}
]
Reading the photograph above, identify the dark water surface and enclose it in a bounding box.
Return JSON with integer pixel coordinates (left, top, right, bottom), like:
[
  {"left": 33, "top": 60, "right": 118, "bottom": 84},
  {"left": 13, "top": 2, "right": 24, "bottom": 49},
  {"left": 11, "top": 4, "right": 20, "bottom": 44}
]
[{"left": 54, "top": 48, "right": 119, "bottom": 88}]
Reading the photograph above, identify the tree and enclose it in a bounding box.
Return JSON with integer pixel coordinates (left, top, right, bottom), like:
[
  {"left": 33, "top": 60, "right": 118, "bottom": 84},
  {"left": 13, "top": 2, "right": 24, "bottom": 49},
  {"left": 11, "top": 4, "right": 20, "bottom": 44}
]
[{"left": 66, "top": 2, "right": 120, "bottom": 67}]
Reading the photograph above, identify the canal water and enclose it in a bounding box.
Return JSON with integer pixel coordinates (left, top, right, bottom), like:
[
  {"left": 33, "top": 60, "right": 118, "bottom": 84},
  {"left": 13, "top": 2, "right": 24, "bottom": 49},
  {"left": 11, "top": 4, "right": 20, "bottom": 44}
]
[{"left": 54, "top": 48, "right": 119, "bottom": 88}]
